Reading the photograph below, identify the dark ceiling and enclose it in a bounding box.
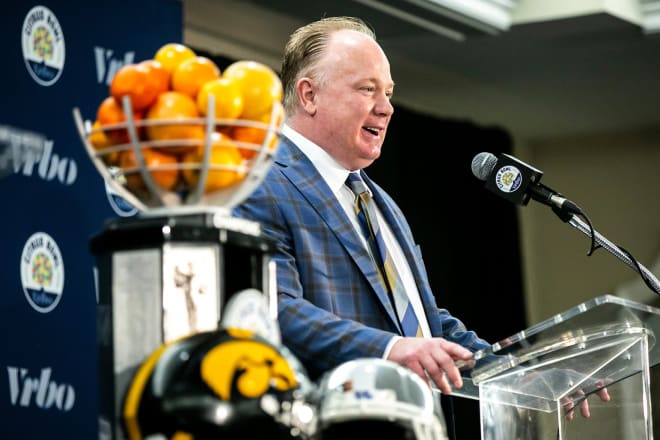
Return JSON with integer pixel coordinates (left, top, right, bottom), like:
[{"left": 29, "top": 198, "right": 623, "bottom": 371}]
[{"left": 184, "top": 0, "right": 660, "bottom": 141}]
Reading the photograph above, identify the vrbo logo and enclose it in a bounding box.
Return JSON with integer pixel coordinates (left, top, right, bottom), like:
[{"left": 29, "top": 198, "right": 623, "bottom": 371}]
[
  {"left": 0, "top": 125, "right": 77, "bottom": 186},
  {"left": 7, "top": 366, "right": 75, "bottom": 411},
  {"left": 94, "top": 46, "right": 135, "bottom": 86},
  {"left": 15, "top": 140, "right": 77, "bottom": 185}
]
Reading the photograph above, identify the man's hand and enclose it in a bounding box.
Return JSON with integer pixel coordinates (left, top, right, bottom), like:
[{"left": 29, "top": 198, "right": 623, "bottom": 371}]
[
  {"left": 387, "top": 337, "right": 474, "bottom": 394},
  {"left": 563, "top": 385, "right": 611, "bottom": 420}
]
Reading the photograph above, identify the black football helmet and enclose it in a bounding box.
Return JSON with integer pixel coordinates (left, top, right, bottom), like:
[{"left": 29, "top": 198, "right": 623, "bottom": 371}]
[{"left": 122, "top": 327, "right": 317, "bottom": 439}]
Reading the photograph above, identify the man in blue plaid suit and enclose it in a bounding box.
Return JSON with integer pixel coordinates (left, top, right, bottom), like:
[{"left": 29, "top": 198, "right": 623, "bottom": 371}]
[
  {"left": 234, "top": 16, "right": 613, "bottom": 423},
  {"left": 233, "top": 16, "right": 489, "bottom": 394}
]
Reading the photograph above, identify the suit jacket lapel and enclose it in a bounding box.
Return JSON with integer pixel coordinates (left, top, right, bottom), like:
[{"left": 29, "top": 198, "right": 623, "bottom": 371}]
[{"left": 275, "top": 138, "right": 401, "bottom": 329}]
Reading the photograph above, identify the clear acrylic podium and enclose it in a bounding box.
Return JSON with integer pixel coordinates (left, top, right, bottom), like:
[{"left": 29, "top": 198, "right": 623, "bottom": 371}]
[{"left": 451, "top": 295, "right": 660, "bottom": 439}]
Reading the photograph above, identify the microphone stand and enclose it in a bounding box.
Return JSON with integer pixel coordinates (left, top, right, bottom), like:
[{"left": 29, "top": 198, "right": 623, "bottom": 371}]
[{"left": 553, "top": 207, "right": 660, "bottom": 294}]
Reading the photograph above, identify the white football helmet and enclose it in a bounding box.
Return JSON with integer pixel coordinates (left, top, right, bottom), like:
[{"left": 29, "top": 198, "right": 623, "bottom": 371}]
[{"left": 315, "top": 358, "right": 448, "bottom": 440}]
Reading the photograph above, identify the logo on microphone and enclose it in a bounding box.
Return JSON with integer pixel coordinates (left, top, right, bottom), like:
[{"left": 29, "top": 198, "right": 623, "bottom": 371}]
[{"left": 495, "top": 165, "right": 523, "bottom": 193}]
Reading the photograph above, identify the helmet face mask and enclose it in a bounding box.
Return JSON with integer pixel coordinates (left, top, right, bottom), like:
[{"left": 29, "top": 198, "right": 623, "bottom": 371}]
[
  {"left": 123, "top": 328, "right": 317, "bottom": 439},
  {"left": 316, "top": 358, "right": 448, "bottom": 440}
]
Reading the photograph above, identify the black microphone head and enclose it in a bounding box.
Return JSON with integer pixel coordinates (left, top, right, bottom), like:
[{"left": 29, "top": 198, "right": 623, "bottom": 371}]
[{"left": 471, "top": 152, "right": 497, "bottom": 181}]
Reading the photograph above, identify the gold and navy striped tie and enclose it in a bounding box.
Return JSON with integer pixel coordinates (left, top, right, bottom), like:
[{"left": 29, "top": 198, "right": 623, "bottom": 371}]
[{"left": 346, "top": 172, "right": 422, "bottom": 337}]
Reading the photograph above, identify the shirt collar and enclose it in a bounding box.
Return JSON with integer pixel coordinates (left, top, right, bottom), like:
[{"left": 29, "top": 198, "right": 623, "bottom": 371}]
[{"left": 281, "top": 124, "right": 352, "bottom": 195}]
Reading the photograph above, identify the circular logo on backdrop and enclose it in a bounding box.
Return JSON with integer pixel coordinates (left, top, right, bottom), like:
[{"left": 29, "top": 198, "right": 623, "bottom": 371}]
[
  {"left": 105, "top": 179, "right": 138, "bottom": 217},
  {"left": 22, "top": 6, "right": 65, "bottom": 86},
  {"left": 495, "top": 165, "right": 523, "bottom": 193},
  {"left": 21, "top": 232, "right": 65, "bottom": 313}
]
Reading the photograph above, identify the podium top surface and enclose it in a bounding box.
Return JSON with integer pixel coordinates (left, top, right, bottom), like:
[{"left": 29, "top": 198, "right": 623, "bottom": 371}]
[{"left": 450, "top": 295, "right": 660, "bottom": 410}]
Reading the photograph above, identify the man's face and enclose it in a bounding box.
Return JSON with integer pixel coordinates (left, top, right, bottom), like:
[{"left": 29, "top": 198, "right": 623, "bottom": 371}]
[{"left": 309, "top": 30, "right": 395, "bottom": 171}]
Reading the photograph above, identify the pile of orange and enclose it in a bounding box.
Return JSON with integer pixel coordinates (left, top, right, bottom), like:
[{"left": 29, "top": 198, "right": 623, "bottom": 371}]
[{"left": 89, "top": 42, "right": 283, "bottom": 196}]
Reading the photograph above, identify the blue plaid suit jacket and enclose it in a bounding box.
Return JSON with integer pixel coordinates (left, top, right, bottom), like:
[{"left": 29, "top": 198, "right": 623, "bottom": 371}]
[{"left": 233, "top": 136, "right": 489, "bottom": 379}]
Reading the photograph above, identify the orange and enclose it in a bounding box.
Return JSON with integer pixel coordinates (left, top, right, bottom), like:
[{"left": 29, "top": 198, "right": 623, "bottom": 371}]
[
  {"left": 171, "top": 56, "right": 221, "bottom": 98},
  {"left": 89, "top": 120, "right": 119, "bottom": 165},
  {"left": 119, "top": 147, "right": 179, "bottom": 191},
  {"left": 145, "top": 91, "right": 204, "bottom": 154},
  {"left": 197, "top": 77, "right": 243, "bottom": 120},
  {"left": 96, "top": 96, "right": 144, "bottom": 144},
  {"left": 153, "top": 43, "right": 196, "bottom": 75},
  {"left": 232, "top": 104, "right": 283, "bottom": 159},
  {"left": 110, "top": 62, "right": 161, "bottom": 111},
  {"left": 139, "top": 59, "right": 170, "bottom": 96},
  {"left": 182, "top": 131, "right": 245, "bottom": 192},
  {"left": 222, "top": 60, "right": 283, "bottom": 119}
]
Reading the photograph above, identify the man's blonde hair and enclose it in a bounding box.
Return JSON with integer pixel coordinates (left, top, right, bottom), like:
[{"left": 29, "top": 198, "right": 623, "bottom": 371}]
[{"left": 281, "top": 16, "right": 376, "bottom": 115}]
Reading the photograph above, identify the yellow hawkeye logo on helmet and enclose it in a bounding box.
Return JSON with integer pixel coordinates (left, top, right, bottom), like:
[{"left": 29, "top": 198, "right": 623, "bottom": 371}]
[{"left": 201, "top": 337, "right": 299, "bottom": 400}]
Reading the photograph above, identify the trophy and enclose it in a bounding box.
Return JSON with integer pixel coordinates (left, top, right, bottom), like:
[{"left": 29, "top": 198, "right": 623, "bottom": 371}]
[{"left": 73, "top": 53, "right": 284, "bottom": 439}]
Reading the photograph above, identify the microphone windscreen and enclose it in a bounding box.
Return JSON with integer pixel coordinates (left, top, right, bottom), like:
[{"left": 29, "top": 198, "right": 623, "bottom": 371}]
[{"left": 471, "top": 152, "right": 497, "bottom": 181}]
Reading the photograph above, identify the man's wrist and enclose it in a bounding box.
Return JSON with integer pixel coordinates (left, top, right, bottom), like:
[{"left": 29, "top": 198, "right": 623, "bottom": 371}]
[{"left": 382, "top": 335, "right": 402, "bottom": 360}]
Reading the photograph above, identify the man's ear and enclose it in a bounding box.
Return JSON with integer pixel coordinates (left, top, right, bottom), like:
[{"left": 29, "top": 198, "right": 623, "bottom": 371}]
[{"left": 296, "top": 78, "right": 316, "bottom": 116}]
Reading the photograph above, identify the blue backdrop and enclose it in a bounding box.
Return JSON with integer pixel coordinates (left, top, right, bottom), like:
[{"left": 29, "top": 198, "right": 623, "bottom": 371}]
[{"left": 1, "top": 1, "right": 181, "bottom": 437}]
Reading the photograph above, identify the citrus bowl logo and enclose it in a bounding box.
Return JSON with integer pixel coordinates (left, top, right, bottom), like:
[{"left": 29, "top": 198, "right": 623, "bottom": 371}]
[
  {"left": 495, "top": 165, "right": 523, "bottom": 193},
  {"left": 22, "top": 6, "right": 65, "bottom": 86},
  {"left": 105, "top": 178, "right": 138, "bottom": 217},
  {"left": 20, "top": 232, "right": 65, "bottom": 313}
]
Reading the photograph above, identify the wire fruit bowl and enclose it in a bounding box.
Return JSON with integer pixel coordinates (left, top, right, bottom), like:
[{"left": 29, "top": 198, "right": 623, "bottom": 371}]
[{"left": 73, "top": 95, "right": 281, "bottom": 216}]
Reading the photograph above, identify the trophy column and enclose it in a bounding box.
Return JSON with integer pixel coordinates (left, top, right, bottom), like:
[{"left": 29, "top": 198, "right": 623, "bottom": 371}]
[{"left": 91, "top": 211, "right": 276, "bottom": 439}]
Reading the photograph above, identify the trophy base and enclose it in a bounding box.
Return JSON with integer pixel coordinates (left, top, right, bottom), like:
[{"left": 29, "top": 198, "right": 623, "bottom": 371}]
[{"left": 91, "top": 211, "right": 276, "bottom": 439}]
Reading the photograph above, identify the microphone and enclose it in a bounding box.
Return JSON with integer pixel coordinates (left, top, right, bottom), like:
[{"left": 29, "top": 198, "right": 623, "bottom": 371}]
[
  {"left": 471, "top": 152, "right": 581, "bottom": 215},
  {"left": 473, "top": 153, "right": 660, "bottom": 295}
]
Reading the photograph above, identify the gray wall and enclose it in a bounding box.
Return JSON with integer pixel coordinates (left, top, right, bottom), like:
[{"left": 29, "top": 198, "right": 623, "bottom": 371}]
[{"left": 515, "top": 127, "right": 660, "bottom": 319}]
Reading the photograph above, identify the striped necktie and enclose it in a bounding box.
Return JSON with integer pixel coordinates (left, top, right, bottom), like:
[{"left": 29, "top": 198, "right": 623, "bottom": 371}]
[{"left": 345, "top": 172, "right": 422, "bottom": 337}]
